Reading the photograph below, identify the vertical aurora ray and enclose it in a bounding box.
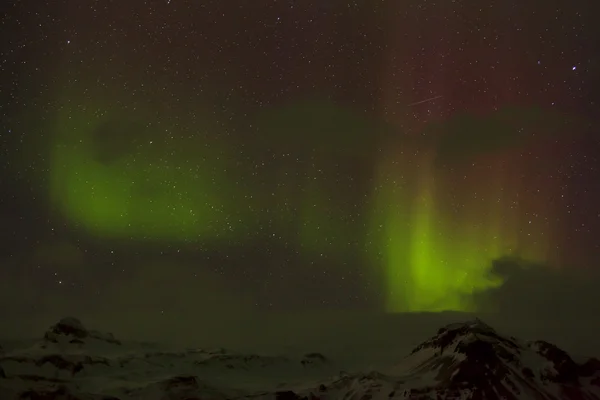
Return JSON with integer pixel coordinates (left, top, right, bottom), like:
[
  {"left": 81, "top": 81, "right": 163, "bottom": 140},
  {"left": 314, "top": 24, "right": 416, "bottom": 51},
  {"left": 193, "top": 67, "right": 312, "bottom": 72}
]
[
  {"left": 405, "top": 152, "right": 449, "bottom": 311},
  {"left": 370, "top": 140, "right": 565, "bottom": 312},
  {"left": 369, "top": 0, "right": 572, "bottom": 311},
  {"left": 370, "top": 145, "right": 546, "bottom": 312}
]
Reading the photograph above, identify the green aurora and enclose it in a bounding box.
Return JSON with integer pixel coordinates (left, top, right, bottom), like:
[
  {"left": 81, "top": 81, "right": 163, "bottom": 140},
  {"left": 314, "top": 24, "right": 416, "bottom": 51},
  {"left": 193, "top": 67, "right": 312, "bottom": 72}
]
[
  {"left": 46, "top": 91, "right": 565, "bottom": 313},
  {"left": 49, "top": 97, "right": 244, "bottom": 243}
]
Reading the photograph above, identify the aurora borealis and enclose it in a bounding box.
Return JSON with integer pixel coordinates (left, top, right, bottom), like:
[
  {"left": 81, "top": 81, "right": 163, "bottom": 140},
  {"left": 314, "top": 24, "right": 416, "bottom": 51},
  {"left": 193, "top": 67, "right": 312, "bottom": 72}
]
[
  {"left": 1, "top": 0, "right": 599, "bottom": 323},
  {"left": 49, "top": 92, "right": 241, "bottom": 242}
]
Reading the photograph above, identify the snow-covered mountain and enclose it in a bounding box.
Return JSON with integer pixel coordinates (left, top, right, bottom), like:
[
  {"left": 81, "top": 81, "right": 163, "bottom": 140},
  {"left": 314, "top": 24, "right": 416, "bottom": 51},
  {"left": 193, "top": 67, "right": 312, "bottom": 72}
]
[{"left": 0, "top": 317, "right": 598, "bottom": 399}]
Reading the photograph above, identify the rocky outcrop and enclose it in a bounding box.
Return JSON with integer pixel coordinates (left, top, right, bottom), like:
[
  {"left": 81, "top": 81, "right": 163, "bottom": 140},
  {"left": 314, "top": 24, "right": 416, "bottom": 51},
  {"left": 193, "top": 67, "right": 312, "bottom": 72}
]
[
  {"left": 42, "top": 317, "right": 121, "bottom": 347},
  {"left": 300, "top": 352, "right": 328, "bottom": 367}
]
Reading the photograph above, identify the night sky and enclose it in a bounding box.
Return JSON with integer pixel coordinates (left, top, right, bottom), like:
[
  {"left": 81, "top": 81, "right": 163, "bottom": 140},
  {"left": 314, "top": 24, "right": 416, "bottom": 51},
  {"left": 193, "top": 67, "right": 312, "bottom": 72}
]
[{"left": 1, "top": 0, "right": 600, "bottom": 335}]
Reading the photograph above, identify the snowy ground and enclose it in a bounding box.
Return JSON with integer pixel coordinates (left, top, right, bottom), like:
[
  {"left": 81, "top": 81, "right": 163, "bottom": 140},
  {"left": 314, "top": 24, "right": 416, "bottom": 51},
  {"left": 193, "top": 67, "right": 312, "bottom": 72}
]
[{"left": 1, "top": 312, "right": 599, "bottom": 399}]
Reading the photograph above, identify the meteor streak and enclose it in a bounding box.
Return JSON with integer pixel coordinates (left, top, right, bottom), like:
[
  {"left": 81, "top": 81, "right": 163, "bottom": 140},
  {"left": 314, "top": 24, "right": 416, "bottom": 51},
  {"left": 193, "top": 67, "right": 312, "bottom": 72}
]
[{"left": 407, "top": 95, "right": 443, "bottom": 106}]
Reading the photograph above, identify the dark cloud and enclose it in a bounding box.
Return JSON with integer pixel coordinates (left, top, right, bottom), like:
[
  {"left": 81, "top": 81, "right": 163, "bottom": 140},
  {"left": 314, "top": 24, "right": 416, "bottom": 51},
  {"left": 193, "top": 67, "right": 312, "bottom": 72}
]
[
  {"left": 475, "top": 256, "right": 600, "bottom": 317},
  {"left": 430, "top": 106, "right": 590, "bottom": 166},
  {"left": 470, "top": 256, "right": 600, "bottom": 356}
]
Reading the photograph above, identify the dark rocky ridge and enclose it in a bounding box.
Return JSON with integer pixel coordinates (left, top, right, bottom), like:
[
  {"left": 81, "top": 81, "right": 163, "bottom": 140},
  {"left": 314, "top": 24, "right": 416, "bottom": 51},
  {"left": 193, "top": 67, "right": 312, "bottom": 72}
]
[{"left": 403, "top": 319, "right": 600, "bottom": 400}]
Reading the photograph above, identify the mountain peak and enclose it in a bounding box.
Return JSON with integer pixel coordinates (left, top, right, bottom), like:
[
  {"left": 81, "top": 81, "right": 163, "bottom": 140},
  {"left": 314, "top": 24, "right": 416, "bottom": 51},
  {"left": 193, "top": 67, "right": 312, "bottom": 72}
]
[
  {"left": 47, "top": 317, "right": 87, "bottom": 339},
  {"left": 42, "top": 317, "right": 121, "bottom": 348},
  {"left": 410, "top": 317, "right": 519, "bottom": 357},
  {"left": 395, "top": 319, "right": 600, "bottom": 399}
]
